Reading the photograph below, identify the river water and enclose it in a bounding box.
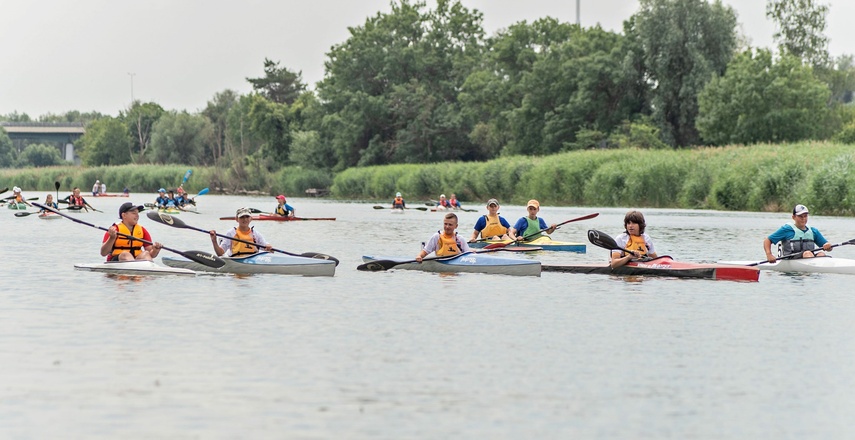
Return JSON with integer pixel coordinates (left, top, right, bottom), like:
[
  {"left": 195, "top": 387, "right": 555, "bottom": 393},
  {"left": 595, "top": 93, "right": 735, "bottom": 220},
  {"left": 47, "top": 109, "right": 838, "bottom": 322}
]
[{"left": 2, "top": 195, "right": 855, "bottom": 439}]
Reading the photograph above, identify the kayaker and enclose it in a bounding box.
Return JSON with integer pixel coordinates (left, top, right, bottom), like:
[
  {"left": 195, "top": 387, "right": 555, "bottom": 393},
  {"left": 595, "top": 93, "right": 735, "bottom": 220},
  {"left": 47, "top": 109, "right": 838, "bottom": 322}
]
[
  {"left": 435, "top": 194, "right": 452, "bottom": 210},
  {"left": 509, "top": 199, "right": 556, "bottom": 242},
  {"left": 273, "top": 195, "right": 295, "bottom": 217},
  {"left": 39, "top": 194, "right": 58, "bottom": 213},
  {"left": 392, "top": 192, "right": 406, "bottom": 209},
  {"left": 62, "top": 187, "right": 96, "bottom": 211},
  {"left": 100, "top": 202, "right": 162, "bottom": 262},
  {"left": 469, "top": 198, "right": 511, "bottom": 242},
  {"left": 165, "top": 190, "right": 179, "bottom": 208},
  {"left": 763, "top": 204, "right": 832, "bottom": 263},
  {"left": 416, "top": 213, "right": 472, "bottom": 262},
  {"left": 155, "top": 188, "right": 169, "bottom": 208},
  {"left": 11, "top": 187, "right": 31, "bottom": 206},
  {"left": 448, "top": 193, "right": 462, "bottom": 209},
  {"left": 92, "top": 180, "right": 101, "bottom": 196},
  {"left": 209, "top": 207, "right": 273, "bottom": 257},
  {"left": 610, "top": 210, "right": 658, "bottom": 268}
]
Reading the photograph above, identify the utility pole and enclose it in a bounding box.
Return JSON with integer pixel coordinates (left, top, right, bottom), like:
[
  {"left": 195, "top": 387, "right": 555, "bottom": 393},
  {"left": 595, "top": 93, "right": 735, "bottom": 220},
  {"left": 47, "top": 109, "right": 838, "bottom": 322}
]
[
  {"left": 127, "top": 72, "right": 136, "bottom": 103},
  {"left": 576, "top": 0, "right": 580, "bottom": 26}
]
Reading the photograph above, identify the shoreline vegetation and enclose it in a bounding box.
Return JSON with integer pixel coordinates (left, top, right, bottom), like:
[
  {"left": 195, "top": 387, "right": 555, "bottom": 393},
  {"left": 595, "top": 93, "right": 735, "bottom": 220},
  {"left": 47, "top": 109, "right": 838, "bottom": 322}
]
[{"left": 3, "top": 141, "right": 855, "bottom": 215}]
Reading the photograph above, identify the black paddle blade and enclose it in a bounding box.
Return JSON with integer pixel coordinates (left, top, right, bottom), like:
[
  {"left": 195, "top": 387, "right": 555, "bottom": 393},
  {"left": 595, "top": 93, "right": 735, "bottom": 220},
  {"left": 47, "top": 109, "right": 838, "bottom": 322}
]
[
  {"left": 54, "top": 181, "right": 61, "bottom": 190},
  {"left": 588, "top": 229, "right": 620, "bottom": 250},
  {"left": 146, "top": 210, "right": 185, "bottom": 227},
  {"left": 14, "top": 211, "right": 33, "bottom": 217},
  {"left": 356, "top": 260, "right": 398, "bottom": 271},
  {"left": 180, "top": 250, "right": 226, "bottom": 268}
]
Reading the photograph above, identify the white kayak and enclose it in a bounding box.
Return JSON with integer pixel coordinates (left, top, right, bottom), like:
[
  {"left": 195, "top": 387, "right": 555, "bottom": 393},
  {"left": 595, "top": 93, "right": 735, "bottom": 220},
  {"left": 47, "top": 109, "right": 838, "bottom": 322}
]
[
  {"left": 162, "top": 251, "right": 336, "bottom": 277},
  {"left": 74, "top": 260, "right": 196, "bottom": 276},
  {"left": 361, "top": 252, "right": 541, "bottom": 277},
  {"left": 720, "top": 256, "right": 855, "bottom": 275},
  {"left": 390, "top": 208, "right": 405, "bottom": 214}
]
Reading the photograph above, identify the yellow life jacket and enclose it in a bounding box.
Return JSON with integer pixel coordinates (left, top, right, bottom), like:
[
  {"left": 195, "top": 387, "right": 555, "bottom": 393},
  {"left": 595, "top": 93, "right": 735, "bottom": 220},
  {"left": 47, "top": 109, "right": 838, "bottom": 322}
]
[
  {"left": 480, "top": 214, "right": 507, "bottom": 238},
  {"left": 436, "top": 232, "right": 463, "bottom": 257},
  {"left": 625, "top": 234, "right": 649, "bottom": 258},
  {"left": 231, "top": 227, "right": 258, "bottom": 256},
  {"left": 111, "top": 222, "right": 145, "bottom": 258}
]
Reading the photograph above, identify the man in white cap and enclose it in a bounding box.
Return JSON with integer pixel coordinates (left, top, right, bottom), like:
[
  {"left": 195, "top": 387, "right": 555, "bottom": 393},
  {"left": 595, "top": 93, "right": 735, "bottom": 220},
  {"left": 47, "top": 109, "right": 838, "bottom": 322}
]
[
  {"left": 435, "top": 194, "right": 451, "bottom": 211},
  {"left": 101, "top": 202, "right": 162, "bottom": 261},
  {"left": 209, "top": 207, "right": 273, "bottom": 256},
  {"left": 392, "top": 192, "right": 405, "bottom": 209},
  {"left": 763, "top": 204, "right": 832, "bottom": 262},
  {"left": 92, "top": 180, "right": 101, "bottom": 196},
  {"left": 469, "top": 198, "right": 511, "bottom": 242}
]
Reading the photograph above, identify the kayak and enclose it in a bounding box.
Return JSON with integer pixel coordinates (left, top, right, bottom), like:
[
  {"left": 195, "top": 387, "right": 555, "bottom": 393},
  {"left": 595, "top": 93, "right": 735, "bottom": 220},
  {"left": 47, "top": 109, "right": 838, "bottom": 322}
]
[
  {"left": 391, "top": 208, "right": 405, "bottom": 214},
  {"left": 92, "top": 193, "right": 129, "bottom": 197},
  {"left": 6, "top": 202, "right": 28, "bottom": 210},
  {"left": 38, "top": 212, "right": 61, "bottom": 220},
  {"left": 361, "top": 252, "right": 541, "bottom": 277},
  {"left": 162, "top": 251, "right": 336, "bottom": 276},
  {"left": 470, "top": 236, "right": 586, "bottom": 253},
  {"left": 159, "top": 207, "right": 182, "bottom": 215},
  {"left": 74, "top": 260, "right": 196, "bottom": 276},
  {"left": 543, "top": 256, "right": 760, "bottom": 282},
  {"left": 719, "top": 256, "right": 855, "bottom": 275},
  {"left": 218, "top": 215, "right": 336, "bottom": 221}
]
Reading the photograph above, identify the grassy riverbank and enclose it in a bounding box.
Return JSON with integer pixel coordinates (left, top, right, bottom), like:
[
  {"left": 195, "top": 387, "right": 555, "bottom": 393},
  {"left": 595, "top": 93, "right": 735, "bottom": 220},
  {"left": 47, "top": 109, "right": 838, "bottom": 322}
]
[{"left": 4, "top": 142, "right": 854, "bottom": 215}]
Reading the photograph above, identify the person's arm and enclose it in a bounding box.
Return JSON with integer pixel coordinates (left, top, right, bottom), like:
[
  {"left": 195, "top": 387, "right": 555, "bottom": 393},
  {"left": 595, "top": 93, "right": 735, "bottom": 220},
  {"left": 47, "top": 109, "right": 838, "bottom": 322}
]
[
  {"left": 644, "top": 234, "right": 658, "bottom": 258},
  {"left": 210, "top": 230, "right": 225, "bottom": 256},
  {"left": 539, "top": 218, "right": 556, "bottom": 235},
  {"left": 469, "top": 217, "right": 486, "bottom": 242},
  {"left": 459, "top": 237, "right": 472, "bottom": 253},
  {"left": 416, "top": 235, "right": 439, "bottom": 262},
  {"left": 509, "top": 218, "right": 525, "bottom": 240},
  {"left": 288, "top": 204, "right": 296, "bottom": 217},
  {"left": 762, "top": 237, "right": 776, "bottom": 263},
  {"left": 812, "top": 228, "right": 833, "bottom": 251},
  {"left": 101, "top": 227, "right": 117, "bottom": 257},
  {"left": 142, "top": 229, "right": 162, "bottom": 258},
  {"left": 610, "top": 249, "right": 634, "bottom": 268},
  {"left": 254, "top": 231, "right": 273, "bottom": 252}
]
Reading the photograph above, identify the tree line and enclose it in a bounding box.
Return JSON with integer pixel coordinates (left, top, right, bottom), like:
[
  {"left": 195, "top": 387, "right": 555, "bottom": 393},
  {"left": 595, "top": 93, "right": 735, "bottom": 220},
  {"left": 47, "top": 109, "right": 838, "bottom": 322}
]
[{"left": 1, "top": 0, "right": 853, "bottom": 182}]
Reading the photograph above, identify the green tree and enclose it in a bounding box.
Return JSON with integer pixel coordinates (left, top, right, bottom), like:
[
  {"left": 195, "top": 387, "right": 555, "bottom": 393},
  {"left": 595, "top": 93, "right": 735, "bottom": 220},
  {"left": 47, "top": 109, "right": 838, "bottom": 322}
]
[
  {"left": 0, "top": 128, "right": 15, "bottom": 167},
  {"left": 246, "top": 58, "right": 306, "bottom": 105},
  {"left": 624, "top": 0, "right": 738, "bottom": 147},
  {"left": 122, "top": 101, "right": 165, "bottom": 163},
  {"left": 77, "top": 117, "right": 132, "bottom": 166},
  {"left": 766, "top": 0, "right": 829, "bottom": 67},
  {"left": 317, "top": 0, "right": 485, "bottom": 167},
  {"left": 16, "top": 143, "right": 65, "bottom": 167},
  {"left": 247, "top": 93, "right": 292, "bottom": 167},
  {"left": 289, "top": 130, "right": 336, "bottom": 170},
  {"left": 202, "top": 89, "right": 239, "bottom": 163},
  {"left": 149, "top": 111, "right": 214, "bottom": 165},
  {"left": 697, "top": 49, "right": 830, "bottom": 145}
]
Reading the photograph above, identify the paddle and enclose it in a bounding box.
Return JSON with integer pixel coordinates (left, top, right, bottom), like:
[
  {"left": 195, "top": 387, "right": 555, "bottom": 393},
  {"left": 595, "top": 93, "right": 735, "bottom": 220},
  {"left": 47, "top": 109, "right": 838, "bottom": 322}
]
[
  {"left": 746, "top": 239, "right": 855, "bottom": 266},
  {"left": 478, "top": 212, "right": 600, "bottom": 248},
  {"left": 0, "top": 187, "right": 7, "bottom": 194},
  {"left": 16, "top": 205, "right": 89, "bottom": 216},
  {"left": 373, "top": 205, "right": 428, "bottom": 211},
  {"left": 181, "top": 169, "right": 192, "bottom": 186},
  {"left": 146, "top": 211, "right": 341, "bottom": 266},
  {"left": 356, "top": 247, "right": 515, "bottom": 272},
  {"left": 33, "top": 202, "right": 225, "bottom": 268},
  {"left": 55, "top": 181, "right": 60, "bottom": 203}
]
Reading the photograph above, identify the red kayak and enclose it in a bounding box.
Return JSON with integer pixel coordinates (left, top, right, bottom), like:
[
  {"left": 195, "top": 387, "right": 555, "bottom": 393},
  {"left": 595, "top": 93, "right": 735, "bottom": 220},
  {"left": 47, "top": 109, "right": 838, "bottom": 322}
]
[
  {"left": 218, "top": 214, "right": 336, "bottom": 221},
  {"left": 92, "top": 193, "right": 130, "bottom": 197},
  {"left": 543, "top": 256, "right": 759, "bottom": 282}
]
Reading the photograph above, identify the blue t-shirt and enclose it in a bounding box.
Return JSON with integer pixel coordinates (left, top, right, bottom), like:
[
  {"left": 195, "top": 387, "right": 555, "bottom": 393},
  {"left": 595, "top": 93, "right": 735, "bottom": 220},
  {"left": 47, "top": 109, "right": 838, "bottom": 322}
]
[
  {"left": 472, "top": 215, "right": 511, "bottom": 232},
  {"left": 767, "top": 224, "right": 828, "bottom": 246},
  {"left": 512, "top": 216, "right": 548, "bottom": 236}
]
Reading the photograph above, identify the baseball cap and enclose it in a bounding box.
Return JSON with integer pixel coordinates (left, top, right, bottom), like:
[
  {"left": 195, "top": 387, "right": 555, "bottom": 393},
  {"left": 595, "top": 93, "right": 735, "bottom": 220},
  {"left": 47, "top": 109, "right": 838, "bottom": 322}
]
[
  {"left": 527, "top": 199, "right": 540, "bottom": 209},
  {"left": 12, "top": 186, "right": 21, "bottom": 193},
  {"left": 275, "top": 195, "right": 286, "bottom": 200},
  {"left": 487, "top": 198, "right": 499, "bottom": 206},
  {"left": 119, "top": 202, "right": 145, "bottom": 217},
  {"left": 440, "top": 194, "right": 446, "bottom": 198},
  {"left": 793, "top": 204, "right": 809, "bottom": 216},
  {"left": 236, "top": 207, "right": 253, "bottom": 218},
  {"left": 158, "top": 188, "right": 166, "bottom": 193},
  {"left": 396, "top": 192, "right": 402, "bottom": 197}
]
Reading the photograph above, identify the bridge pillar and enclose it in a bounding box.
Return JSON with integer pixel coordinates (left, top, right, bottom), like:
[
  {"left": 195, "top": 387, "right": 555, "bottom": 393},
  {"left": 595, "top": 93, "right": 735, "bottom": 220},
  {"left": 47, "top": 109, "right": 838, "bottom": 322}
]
[{"left": 64, "top": 143, "right": 75, "bottom": 162}]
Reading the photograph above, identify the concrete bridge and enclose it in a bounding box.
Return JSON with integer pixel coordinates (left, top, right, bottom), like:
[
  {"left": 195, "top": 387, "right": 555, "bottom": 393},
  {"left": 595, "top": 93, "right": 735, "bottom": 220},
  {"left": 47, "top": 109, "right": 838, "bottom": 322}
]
[{"left": 0, "top": 122, "right": 85, "bottom": 162}]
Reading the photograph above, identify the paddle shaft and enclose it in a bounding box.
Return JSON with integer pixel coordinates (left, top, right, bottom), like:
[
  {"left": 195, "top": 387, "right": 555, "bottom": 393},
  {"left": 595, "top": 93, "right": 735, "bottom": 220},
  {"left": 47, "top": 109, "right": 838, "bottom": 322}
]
[
  {"left": 33, "top": 203, "right": 223, "bottom": 268},
  {"left": 147, "top": 211, "right": 340, "bottom": 265},
  {"left": 357, "top": 247, "right": 511, "bottom": 271},
  {"left": 748, "top": 239, "right": 855, "bottom": 266}
]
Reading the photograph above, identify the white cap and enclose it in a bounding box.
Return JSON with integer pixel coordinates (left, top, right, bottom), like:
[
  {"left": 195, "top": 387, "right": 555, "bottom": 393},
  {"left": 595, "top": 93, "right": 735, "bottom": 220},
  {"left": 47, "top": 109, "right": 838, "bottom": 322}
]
[
  {"left": 793, "top": 204, "right": 809, "bottom": 216},
  {"left": 12, "top": 186, "right": 21, "bottom": 193},
  {"left": 440, "top": 194, "right": 446, "bottom": 198}
]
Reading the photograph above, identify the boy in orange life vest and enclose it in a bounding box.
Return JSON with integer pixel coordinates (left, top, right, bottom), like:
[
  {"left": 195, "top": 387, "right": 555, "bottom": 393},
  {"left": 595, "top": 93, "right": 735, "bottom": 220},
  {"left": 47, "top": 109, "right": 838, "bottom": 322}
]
[
  {"left": 392, "top": 192, "right": 405, "bottom": 209},
  {"left": 469, "top": 198, "right": 511, "bottom": 242},
  {"left": 209, "top": 207, "right": 274, "bottom": 257},
  {"left": 62, "top": 187, "right": 96, "bottom": 211},
  {"left": 416, "top": 213, "right": 472, "bottom": 262},
  {"left": 101, "top": 202, "right": 163, "bottom": 262},
  {"left": 610, "top": 210, "right": 658, "bottom": 268}
]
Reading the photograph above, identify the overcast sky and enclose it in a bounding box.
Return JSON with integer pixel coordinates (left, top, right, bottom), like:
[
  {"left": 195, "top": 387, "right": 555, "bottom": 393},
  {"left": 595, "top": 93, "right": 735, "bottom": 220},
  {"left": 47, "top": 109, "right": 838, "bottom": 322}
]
[{"left": 1, "top": 0, "right": 852, "bottom": 117}]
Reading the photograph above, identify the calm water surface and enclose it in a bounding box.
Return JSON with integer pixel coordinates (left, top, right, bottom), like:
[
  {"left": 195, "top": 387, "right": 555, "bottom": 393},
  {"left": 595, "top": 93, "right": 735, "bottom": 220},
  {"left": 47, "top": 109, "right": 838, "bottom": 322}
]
[{"left": 2, "top": 195, "right": 855, "bottom": 439}]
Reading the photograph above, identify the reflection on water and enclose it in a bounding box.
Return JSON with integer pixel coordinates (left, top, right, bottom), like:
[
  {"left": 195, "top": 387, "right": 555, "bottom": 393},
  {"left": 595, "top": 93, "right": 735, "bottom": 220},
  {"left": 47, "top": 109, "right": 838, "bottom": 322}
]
[{"left": 2, "top": 196, "right": 855, "bottom": 438}]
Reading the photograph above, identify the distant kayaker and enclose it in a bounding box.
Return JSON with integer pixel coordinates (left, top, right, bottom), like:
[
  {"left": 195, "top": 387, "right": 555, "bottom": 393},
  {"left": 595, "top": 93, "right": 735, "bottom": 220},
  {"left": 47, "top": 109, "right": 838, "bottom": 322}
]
[
  {"left": 509, "top": 199, "right": 556, "bottom": 242},
  {"left": 62, "top": 187, "right": 96, "bottom": 211},
  {"left": 101, "top": 202, "right": 162, "bottom": 262},
  {"left": 392, "top": 192, "right": 406, "bottom": 209},
  {"left": 610, "top": 210, "right": 658, "bottom": 268},
  {"left": 416, "top": 213, "right": 471, "bottom": 262},
  {"left": 11, "top": 186, "right": 31, "bottom": 206},
  {"left": 209, "top": 207, "right": 273, "bottom": 257},
  {"left": 448, "top": 193, "right": 462, "bottom": 209},
  {"left": 763, "top": 204, "right": 832, "bottom": 263},
  {"left": 435, "top": 194, "right": 454, "bottom": 211},
  {"left": 92, "top": 180, "right": 101, "bottom": 196},
  {"left": 39, "top": 194, "right": 58, "bottom": 213},
  {"left": 273, "top": 195, "right": 295, "bottom": 217},
  {"left": 155, "top": 188, "right": 169, "bottom": 208},
  {"left": 469, "top": 198, "right": 511, "bottom": 242}
]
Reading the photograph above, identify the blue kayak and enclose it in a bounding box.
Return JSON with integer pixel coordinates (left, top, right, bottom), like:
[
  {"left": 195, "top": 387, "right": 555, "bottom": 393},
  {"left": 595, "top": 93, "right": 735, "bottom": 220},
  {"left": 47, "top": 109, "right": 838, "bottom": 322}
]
[
  {"left": 469, "top": 236, "right": 586, "bottom": 253},
  {"left": 361, "top": 252, "right": 541, "bottom": 276}
]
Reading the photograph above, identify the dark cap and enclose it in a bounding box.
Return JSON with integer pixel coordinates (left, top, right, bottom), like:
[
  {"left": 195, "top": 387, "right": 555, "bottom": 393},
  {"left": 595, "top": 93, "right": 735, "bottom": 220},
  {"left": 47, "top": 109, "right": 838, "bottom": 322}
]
[{"left": 119, "top": 202, "right": 145, "bottom": 217}]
